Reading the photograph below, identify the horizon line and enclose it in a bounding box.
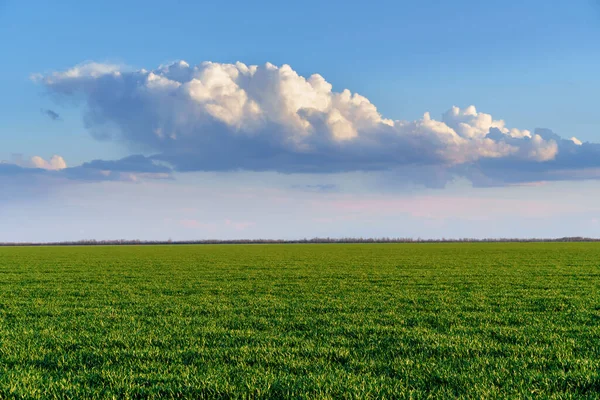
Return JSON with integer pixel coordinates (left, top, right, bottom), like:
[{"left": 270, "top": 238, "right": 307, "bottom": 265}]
[{"left": 1, "top": 236, "right": 598, "bottom": 247}]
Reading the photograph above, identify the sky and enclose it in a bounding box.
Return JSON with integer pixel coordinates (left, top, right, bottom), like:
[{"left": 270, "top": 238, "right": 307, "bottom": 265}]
[{"left": 1, "top": 0, "right": 600, "bottom": 241}]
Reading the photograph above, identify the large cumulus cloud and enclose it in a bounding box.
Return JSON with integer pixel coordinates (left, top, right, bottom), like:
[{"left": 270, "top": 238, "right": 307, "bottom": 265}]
[{"left": 36, "top": 60, "right": 599, "bottom": 185}]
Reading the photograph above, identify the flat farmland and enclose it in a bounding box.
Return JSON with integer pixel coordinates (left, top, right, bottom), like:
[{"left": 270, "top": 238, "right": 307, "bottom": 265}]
[{"left": 0, "top": 243, "right": 599, "bottom": 398}]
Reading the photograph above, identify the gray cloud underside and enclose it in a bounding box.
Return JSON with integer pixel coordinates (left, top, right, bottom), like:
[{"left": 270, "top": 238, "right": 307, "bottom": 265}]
[
  {"left": 0, "top": 155, "right": 172, "bottom": 183},
  {"left": 33, "top": 60, "right": 600, "bottom": 186}
]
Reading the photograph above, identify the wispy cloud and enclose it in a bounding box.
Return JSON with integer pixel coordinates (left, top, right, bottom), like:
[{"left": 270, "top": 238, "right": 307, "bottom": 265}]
[
  {"left": 311, "top": 192, "right": 600, "bottom": 221},
  {"left": 176, "top": 218, "right": 254, "bottom": 231},
  {"left": 179, "top": 219, "right": 216, "bottom": 229},
  {"left": 225, "top": 219, "right": 255, "bottom": 231},
  {"left": 292, "top": 184, "right": 337, "bottom": 192},
  {"left": 41, "top": 108, "right": 61, "bottom": 121}
]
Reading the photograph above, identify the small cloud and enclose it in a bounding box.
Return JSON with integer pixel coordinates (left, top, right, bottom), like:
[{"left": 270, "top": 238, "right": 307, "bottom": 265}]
[
  {"left": 79, "top": 154, "right": 172, "bottom": 174},
  {"left": 31, "top": 155, "right": 67, "bottom": 170},
  {"left": 0, "top": 154, "right": 172, "bottom": 183},
  {"left": 293, "top": 184, "right": 337, "bottom": 192},
  {"left": 2, "top": 154, "right": 67, "bottom": 171},
  {"left": 64, "top": 155, "right": 173, "bottom": 182},
  {"left": 225, "top": 219, "right": 255, "bottom": 231},
  {"left": 179, "top": 219, "right": 216, "bottom": 229},
  {"left": 41, "top": 108, "right": 61, "bottom": 121},
  {"left": 508, "top": 181, "right": 547, "bottom": 187}
]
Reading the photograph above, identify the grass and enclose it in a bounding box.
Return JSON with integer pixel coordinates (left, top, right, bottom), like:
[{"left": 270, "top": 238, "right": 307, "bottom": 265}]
[{"left": 0, "top": 243, "right": 599, "bottom": 398}]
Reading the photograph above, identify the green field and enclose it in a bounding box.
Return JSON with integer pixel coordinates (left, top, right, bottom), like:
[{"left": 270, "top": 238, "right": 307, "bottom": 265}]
[{"left": 0, "top": 243, "right": 599, "bottom": 398}]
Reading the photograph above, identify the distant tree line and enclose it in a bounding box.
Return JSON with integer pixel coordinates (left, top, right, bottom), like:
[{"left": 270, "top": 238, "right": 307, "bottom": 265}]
[{"left": 0, "top": 237, "right": 598, "bottom": 246}]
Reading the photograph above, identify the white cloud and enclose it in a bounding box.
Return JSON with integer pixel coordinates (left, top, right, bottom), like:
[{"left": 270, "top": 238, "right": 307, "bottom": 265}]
[
  {"left": 34, "top": 62, "right": 122, "bottom": 83},
  {"left": 30, "top": 155, "right": 67, "bottom": 170},
  {"left": 442, "top": 105, "right": 534, "bottom": 140},
  {"left": 3, "top": 154, "right": 68, "bottom": 170},
  {"left": 39, "top": 61, "right": 557, "bottom": 161},
  {"left": 35, "top": 60, "right": 600, "bottom": 185}
]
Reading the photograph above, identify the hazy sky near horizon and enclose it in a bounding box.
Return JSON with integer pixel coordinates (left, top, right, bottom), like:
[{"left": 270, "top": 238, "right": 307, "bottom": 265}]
[{"left": 1, "top": 0, "right": 600, "bottom": 241}]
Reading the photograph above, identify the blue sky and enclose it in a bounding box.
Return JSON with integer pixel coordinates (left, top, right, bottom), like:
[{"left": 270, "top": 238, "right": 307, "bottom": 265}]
[{"left": 1, "top": 0, "right": 600, "bottom": 241}]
